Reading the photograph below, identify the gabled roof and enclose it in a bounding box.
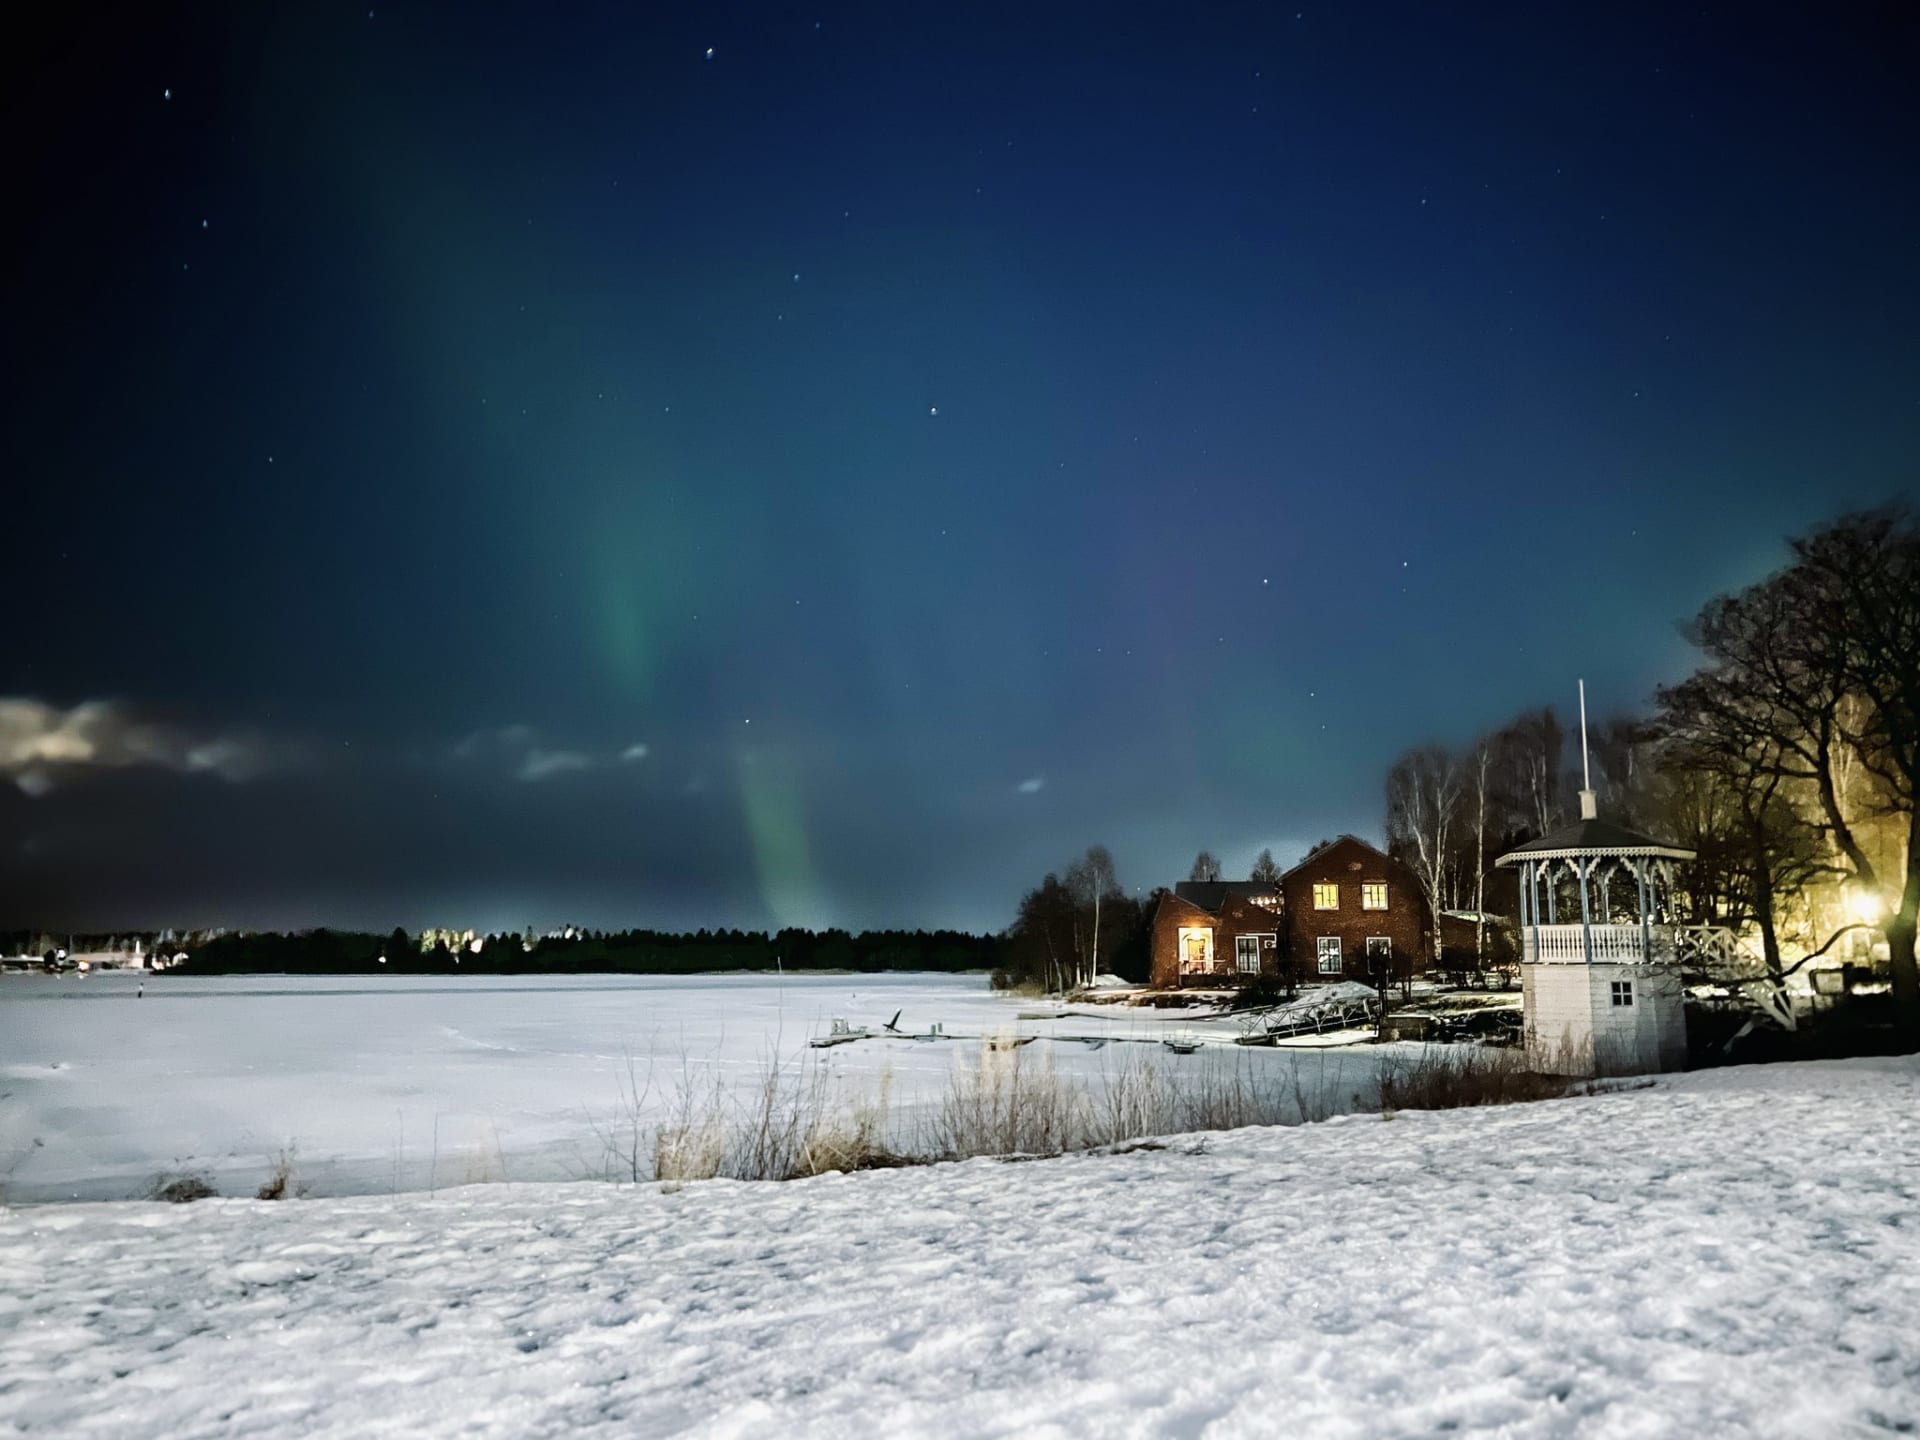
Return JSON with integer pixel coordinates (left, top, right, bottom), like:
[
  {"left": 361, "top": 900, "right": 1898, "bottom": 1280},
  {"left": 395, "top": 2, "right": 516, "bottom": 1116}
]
[
  {"left": 1170, "top": 881, "right": 1283, "bottom": 915},
  {"left": 1494, "top": 816, "right": 1695, "bottom": 865},
  {"left": 1279, "top": 834, "right": 1393, "bottom": 880}
]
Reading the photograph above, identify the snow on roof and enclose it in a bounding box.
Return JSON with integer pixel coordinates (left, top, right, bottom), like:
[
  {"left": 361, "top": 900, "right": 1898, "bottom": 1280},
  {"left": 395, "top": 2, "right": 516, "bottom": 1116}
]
[{"left": 1495, "top": 816, "right": 1696, "bottom": 864}]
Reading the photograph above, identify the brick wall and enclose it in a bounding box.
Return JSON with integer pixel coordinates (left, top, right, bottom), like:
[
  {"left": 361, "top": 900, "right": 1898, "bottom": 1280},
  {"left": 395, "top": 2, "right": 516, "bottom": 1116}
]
[
  {"left": 1280, "top": 836, "right": 1429, "bottom": 981},
  {"left": 1149, "top": 893, "right": 1284, "bottom": 988}
]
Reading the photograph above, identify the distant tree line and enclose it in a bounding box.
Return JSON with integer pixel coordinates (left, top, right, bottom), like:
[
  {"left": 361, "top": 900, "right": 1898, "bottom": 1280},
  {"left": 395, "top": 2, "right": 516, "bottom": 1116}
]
[
  {"left": 1381, "top": 506, "right": 1919, "bottom": 1033},
  {"left": 171, "top": 927, "right": 1004, "bottom": 976}
]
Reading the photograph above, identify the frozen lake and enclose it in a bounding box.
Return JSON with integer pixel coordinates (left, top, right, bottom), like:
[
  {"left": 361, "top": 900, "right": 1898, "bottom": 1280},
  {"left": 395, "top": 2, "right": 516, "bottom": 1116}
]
[{"left": 0, "top": 972, "right": 1390, "bottom": 1202}]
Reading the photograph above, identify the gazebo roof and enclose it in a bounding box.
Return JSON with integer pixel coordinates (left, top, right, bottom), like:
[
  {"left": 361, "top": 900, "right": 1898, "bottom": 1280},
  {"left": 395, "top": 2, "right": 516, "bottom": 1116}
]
[{"left": 1494, "top": 816, "right": 1696, "bottom": 866}]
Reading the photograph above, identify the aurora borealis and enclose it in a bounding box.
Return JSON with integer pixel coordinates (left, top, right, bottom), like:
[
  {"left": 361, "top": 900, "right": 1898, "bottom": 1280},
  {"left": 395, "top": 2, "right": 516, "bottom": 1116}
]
[{"left": 4, "top": 3, "right": 1916, "bottom": 932}]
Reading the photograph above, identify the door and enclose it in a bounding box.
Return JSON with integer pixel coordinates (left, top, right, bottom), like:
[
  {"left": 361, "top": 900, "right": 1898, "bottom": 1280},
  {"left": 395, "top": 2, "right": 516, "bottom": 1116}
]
[{"left": 1366, "top": 936, "right": 1392, "bottom": 979}]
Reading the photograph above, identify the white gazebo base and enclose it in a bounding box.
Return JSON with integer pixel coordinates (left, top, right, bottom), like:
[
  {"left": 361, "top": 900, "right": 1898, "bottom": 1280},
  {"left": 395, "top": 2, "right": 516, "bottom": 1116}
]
[{"left": 1523, "top": 961, "right": 1688, "bottom": 1078}]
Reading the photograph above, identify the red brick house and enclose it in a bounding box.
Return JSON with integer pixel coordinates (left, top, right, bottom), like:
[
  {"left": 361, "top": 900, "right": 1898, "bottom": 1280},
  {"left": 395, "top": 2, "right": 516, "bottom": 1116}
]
[
  {"left": 1148, "top": 883, "right": 1287, "bottom": 988},
  {"left": 1149, "top": 835, "right": 1433, "bottom": 988}
]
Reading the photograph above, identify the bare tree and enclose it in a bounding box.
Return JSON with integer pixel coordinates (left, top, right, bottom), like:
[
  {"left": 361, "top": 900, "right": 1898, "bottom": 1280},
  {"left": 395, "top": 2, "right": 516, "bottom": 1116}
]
[
  {"left": 1386, "top": 744, "right": 1465, "bottom": 965},
  {"left": 1065, "top": 845, "right": 1120, "bottom": 986},
  {"left": 1671, "top": 507, "right": 1919, "bottom": 1028},
  {"left": 1656, "top": 675, "right": 1833, "bottom": 974},
  {"left": 1494, "top": 709, "right": 1567, "bottom": 838},
  {"left": 1467, "top": 737, "right": 1493, "bottom": 963},
  {"left": 1188, "top": 851, "right": 1222, "bottom": 883},
  {"left": 1249, "top": 848, "right": 1283, "bottom": 887}
]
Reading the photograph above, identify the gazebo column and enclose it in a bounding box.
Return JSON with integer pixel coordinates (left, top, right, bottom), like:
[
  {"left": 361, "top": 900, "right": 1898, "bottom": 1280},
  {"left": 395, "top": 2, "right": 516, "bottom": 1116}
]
[
  {"left": 1578, "top": 857, "right": 1593, "bottom": 961},
  {"left": 1546, "top": 863, "right": 1558, "bottom": 924},
  {"left": 1524, "top": 860, "right": 1537, "bottom": 960},
  {"left": 1636, "top": 859, "right": 1651, "bottom": 961}
]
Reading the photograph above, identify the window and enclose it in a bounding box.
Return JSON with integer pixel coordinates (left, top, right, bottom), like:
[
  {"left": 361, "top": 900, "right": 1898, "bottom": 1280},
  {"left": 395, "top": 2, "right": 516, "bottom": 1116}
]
[
  {"left": 1361, "top": 882, "right": 1388, "bottom": 911},
  {"left": 1178, "top": 927, "right": 1214, "bottom": 973},
  {"left": 1366, "top": 937, "right": 1392, "bottom": 961},
  {"left": 1316, "top": 936, "right": 1343, "bottom": 974},
  {"left": 1235, "top": 934, "right": 1266, "bottom": 974},
  {"left": 1312, "top": 883, "right": 1340, "bottom": 910},
  {"left": 1610, "top": 980, "right": 1634, "bottom": 1008}
]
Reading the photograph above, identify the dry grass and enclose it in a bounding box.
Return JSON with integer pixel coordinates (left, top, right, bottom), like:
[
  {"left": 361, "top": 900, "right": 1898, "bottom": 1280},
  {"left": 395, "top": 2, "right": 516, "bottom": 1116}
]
[{"left": 590, "top": 1035, "right": 1601, "bottom": 1188}]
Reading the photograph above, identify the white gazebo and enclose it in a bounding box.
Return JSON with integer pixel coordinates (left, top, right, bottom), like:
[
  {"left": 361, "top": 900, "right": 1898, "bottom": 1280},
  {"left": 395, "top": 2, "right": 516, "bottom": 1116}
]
[{"left": 1496, "top": 794, "right": 1695, "bottom": 1077}]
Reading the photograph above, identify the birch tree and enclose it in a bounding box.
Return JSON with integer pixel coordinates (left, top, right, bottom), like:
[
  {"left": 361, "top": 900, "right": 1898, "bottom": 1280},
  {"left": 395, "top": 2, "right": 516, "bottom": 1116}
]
[
  {"left": 1385, "top": 744, "right": 1465, "bottom": 964},
  {"left": 1065, "top": 845, "right": 1119, "bottom": 986}
]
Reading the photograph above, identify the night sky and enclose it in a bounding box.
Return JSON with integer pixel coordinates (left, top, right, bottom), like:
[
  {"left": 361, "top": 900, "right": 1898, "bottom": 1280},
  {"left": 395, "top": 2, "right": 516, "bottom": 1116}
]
[{"left": 5, "top": 2, "right": 1916, "bottom": 934}]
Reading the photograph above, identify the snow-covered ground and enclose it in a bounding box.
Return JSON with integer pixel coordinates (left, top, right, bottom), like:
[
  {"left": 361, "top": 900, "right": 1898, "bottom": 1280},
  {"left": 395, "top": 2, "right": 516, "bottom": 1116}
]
[
  {"left": 3, "top": 1056, "right": 1915, "bottom": 1438},
  {"left": 0, "top": 973, "right": 1389, "bottom": 1202}
]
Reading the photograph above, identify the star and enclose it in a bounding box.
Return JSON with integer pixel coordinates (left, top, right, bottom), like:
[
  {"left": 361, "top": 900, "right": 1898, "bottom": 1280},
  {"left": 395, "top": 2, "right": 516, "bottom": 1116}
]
[
  {"left": 929, "top": 406, "right": 938, "bottom": 416},
  {"left": 704, "top": 47, "right": 715, "bottom": 60},
  {"left": 163, "top": 88, "right": 172, "bottom": 100}
]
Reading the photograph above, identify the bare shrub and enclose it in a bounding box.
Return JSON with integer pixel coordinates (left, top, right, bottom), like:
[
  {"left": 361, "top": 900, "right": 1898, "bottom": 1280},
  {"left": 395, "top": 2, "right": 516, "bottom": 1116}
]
[
  {"left": 586, "top": 1052, "right": 658, "bottom": 1183},
  {"left": 1376, "top": 1045, "right": 1577, "bottom": 1112},
  {"left": 255, "top": 1145, "right": 302, "bottom": 1200},
  {"left": 148, "top": 1172, "right": 217, "bottom": 1203},
  {"left": 0, "top": 1106, "right": 43, "bottom": 1205}
]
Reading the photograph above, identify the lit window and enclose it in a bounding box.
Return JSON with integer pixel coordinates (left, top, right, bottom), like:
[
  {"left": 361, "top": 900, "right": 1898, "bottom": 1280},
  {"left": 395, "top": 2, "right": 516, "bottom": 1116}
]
[
  {"left": 1235, "top": 935, "right": 1267, "bottom": 973},
  {"left": 1316, "top": 936, "right": 1342, "bottom": 974},
  {"left": 1362, "top": 882, "right": 1388, "bottom": 910},
  {"left": 1610, "top": 980, "right": 1633, "bottom": 1008},
  {"left": 1313, "top": 883, "right": 1339, "bottom": 910}
]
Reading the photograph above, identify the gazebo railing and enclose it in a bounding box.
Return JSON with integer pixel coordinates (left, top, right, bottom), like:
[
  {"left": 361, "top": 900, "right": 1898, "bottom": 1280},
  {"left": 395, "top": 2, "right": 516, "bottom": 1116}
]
[{"left": 1522, "top": 923, "right": 1675, "bottom": 964}]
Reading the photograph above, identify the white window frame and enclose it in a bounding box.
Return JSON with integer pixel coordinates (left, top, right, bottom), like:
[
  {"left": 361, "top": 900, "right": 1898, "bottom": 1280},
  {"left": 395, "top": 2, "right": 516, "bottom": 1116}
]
[
  {"left": 1610, "top": 980, "right": 1633, "bottom": 1008},
  {"left": 1361, "top": 882, "right": 1389, "bottom": 911},
  {"left": 1236, "top": 933, "right": 1272, "bottom": 974},
  {"left": 1177, "top": 927, "right": 1215, "bottom": 973},
  {"left": 1316, "top": 936, "right": 1343, "bottom": 974},
  {"left": 1313, "top": 883, "right": 1340, "bottom": 911}
]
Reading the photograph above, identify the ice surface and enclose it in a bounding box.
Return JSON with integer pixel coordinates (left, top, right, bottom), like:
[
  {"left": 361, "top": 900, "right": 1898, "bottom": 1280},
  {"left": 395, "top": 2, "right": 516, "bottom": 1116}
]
[
  {"left": 2, "top": 1055, "right": 1916, "bottom": 1437},
  {"left": 0, "top": 973, "right": 1387, "bottom": 1201}
]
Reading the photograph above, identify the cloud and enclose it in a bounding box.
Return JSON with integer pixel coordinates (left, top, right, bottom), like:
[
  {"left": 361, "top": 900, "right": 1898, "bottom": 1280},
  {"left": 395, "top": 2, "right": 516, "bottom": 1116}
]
[
  {"left": 0, "top": 698, "right": 290, "bottom": 796},
  {"left": 517, "top": 749, "right": 593, "bottom": 783},
  {"left": 450, "top": 726, "right": 653, "bottom": 783},
  {"left": 1016, "top": 776, "right": 1045, "bottom": 794}
]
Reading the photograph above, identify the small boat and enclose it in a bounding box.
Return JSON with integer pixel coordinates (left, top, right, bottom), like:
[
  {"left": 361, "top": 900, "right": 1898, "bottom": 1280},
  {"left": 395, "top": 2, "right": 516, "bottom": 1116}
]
[{"left": 1162, "top": 1035, "right": 1201, "bottom": 1055}]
